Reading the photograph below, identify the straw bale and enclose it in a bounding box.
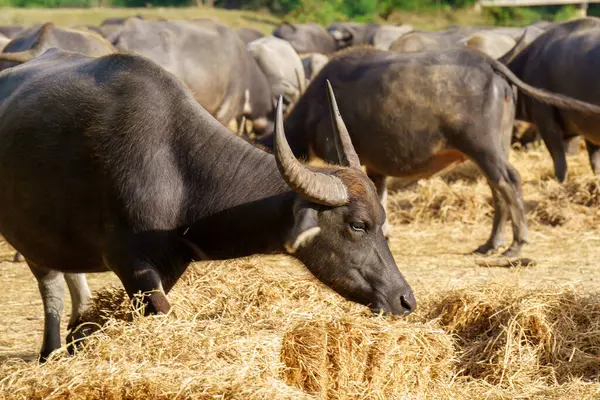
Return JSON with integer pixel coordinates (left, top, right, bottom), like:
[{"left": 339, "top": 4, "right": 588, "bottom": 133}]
[{"left": 280, "top": 317, "right": 454, "bottom": 399}]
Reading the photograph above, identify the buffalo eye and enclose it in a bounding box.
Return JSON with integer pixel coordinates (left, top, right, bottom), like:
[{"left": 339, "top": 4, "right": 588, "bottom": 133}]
[{"left": 350, "top": 221, "right": 366, "bottom": 233}]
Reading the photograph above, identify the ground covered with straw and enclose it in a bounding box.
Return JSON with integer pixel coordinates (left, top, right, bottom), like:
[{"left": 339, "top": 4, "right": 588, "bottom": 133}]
[{"left": 2, "top": 142, "right": 600, "bottom": 399}]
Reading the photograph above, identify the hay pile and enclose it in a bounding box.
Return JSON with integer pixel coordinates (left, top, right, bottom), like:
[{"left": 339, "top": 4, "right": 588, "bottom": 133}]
[
  {"left": 386, "top": 146, "right": 600, "bottom": 230},
  {"left": 426, "top": 285, "right": 600, "bottom": 387},
  {"left": 387, "top": 176, "right": 493, "bottom": 225},
  {"left": 2, "top": 257, "right": 600, "bottom": 399},
  {"left": 0, "top": 260, "right": 454, "bottom": 399}
]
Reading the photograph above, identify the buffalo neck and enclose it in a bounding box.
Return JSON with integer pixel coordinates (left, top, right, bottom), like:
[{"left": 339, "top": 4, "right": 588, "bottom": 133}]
[
  {"left": 176, "top": 106, "right": 296, "bottom": 259},
  {"left": 183, "top": 190, "right": 296, "bottom": 260}
]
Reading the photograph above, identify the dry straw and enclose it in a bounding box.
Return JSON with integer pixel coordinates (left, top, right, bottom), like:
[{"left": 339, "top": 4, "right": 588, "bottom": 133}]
[
  {"left": 0, "top": 261, "right": 455, "bottom": 400},
  {"left": 3, "top": 263, "right": 600, "bottom": 399},
  {"left": 281, "top": 317, "right": 453, "bottom": 399}
]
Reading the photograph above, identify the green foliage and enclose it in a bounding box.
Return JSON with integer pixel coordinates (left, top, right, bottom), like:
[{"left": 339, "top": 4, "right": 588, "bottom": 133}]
[
  {"left": 486, "top": 6, "right": 541, "bottom": 26},
  {"left": 340, "top": 0, "right": 377, "bottom": 20},
  {"left": 449, "top": 0, "right": 476, "bottom": 7},
  {"left": 0, "top": 0, "right": 99, "bottom": 6},
  {"left": 552, "top": 5, "right": 579, "bottom": 22},
  {"left": 0, "top": 0, "right": 192, "bottom": 7},
  {"left": 113, "top": 0, "right": 191, "bottom": 7},
  {"left": 286, "top": 0, "right": 346, "bottom": 25},
  {"left": 589, "top": 4, "right": 600, "bottom": 18},
  {"left": 0, "top": 0, "right": 583, "bottom": 25},
  {"left": 485, "top": 4, "right": 576, "bottom": 27}
]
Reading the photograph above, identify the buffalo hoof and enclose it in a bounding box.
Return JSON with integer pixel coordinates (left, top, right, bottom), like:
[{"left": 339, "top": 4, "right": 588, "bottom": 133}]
[
  {"left": 501, "top": 246, "right": 522, "bottom": 258},
  {"left": 472, "top": 242, "right": 502, "bottom": 255},
  {"left": 38, "top": 351, "right": 51, "bottom": 364},
  {"left": 500, "top": 239, "right": 526, "bottom": 257},
  {"left": 12, "top": 252, "right": 24, "bottom": 262}
]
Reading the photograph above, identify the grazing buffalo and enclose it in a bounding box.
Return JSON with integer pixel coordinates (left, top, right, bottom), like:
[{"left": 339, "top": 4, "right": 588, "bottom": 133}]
[
  {"left": 505, "top": 17, "right": 600, "bottom": 180},
  {"left": 247, "top": 36, "right": 306, "bottom": 117},
  {"left": 273, "top": 22, "right": 337, "bottom": 54},
  {"left": 0, "top": 48, "right": 415, "bottom": 361},
  {"left": 260, "top": 47, "right": 600, "bottom": 257},
  {"left": 0, "top": 23, "right": 115, "bottom": 70},
  {"left": 236, "top": 27, "right": 264, "bottom": 44},
  {"left": 112, "top": 18, "right": 272, "bottom": 130}
]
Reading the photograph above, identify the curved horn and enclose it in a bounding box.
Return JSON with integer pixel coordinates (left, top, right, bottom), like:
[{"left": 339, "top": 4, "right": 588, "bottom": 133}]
[
  {"left": 274, "top": 95, "right": 349, "bottom": 206},
  {"left": 326, "top": 80, "right": 361, "bottom": 169}
]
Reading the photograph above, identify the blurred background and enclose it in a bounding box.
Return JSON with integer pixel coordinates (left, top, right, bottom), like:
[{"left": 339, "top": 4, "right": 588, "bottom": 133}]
[{"left": 1, "top": 0, "right": 598, "bottom": 30}]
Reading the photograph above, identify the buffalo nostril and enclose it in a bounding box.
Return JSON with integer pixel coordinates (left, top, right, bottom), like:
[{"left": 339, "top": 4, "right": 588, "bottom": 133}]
[{"left": 400, "top": 295, "right": 415, "bottom": 314}]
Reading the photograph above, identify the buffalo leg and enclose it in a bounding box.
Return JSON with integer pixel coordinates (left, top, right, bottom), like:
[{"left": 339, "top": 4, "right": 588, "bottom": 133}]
[
  {"left": 109, "top": 256, "right": 172, "bottom": 316},
  {"left": 106, "top": 234, "right": 191, "bottom": 316},
  {"left": 122, "top": 266, "right": 170, "bottom": 315},
  {"left": 473, "top": 187, "right": 509, "bottom": 254},
  {"left": 474, "top": 158, "right": 527, "bottom": 256},
  {"left": 494, "top": 163, "right": 528, "bottom": 256},
  {"left": 457, "top": 131, "right": 527, "bottom": 256},
  {"left": 64, "top": 273, "right": 91, "bottom": 355},
  {"left": 28, "top": 263, "right": 65, "bottom": 362},
  {"left": 366, "top": 169, "right": 391, "bottom": 238},
  {"left": 64, "top": 273, "right": 91, "bottom": 329},
  {"left": 454, "top": 91, "right": 527, "bottom": 256},
  {"left": 533, "top": 105, "right": 568, "bottom": 182},
  {"left": 585, "top": 139, "right": 600, "bottom": 175}
]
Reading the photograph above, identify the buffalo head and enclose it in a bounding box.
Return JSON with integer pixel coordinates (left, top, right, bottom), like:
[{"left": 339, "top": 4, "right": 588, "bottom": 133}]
[
  {"left": 327, "top": 22, "right": 357, "bottom": 49},
  {"left": 273, "top": 81, "right": 416, "bottom": 315}
]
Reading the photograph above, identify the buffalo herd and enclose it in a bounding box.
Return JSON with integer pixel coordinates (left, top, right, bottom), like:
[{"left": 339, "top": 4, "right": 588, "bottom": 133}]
[{"left": 1, "top": 14, "right": 600, "bottom": 361}]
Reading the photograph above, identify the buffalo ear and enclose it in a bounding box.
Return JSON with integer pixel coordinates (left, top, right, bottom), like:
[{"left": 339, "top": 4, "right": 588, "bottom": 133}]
[{"left": 285, "top": 204, "right": 321, "bottom": 254}]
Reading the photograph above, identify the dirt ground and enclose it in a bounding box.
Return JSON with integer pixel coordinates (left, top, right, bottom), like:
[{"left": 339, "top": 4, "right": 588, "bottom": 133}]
[{"left": 2, "top": 141, "right": 599, "bottom": 364}]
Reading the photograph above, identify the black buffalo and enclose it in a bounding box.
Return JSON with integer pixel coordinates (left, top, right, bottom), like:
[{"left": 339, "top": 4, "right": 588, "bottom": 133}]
[
  {"left": 0, "top": 49, "right": 415, "bottom": 361},
  {"left": 506, "top": 17, "right": 600, "bottom": 181}
]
